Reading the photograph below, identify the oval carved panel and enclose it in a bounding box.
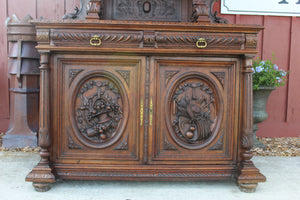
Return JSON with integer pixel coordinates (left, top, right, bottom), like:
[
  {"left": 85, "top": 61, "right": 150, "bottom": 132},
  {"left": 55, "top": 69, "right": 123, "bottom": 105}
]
[
  {"left": 71, "top": 72, "right": 128, "bottom": 149},
  {"left": 165, "top": 73, "right": 223, "bottom": 149}
]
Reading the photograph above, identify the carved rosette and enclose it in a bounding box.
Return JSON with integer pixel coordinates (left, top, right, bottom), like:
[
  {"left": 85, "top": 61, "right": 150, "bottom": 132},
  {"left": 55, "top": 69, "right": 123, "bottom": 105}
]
[
  {"left": 74, "top": 77, "right": 125, "bottom": 148},
  {"left": 245, "top": 34, "right": 258, "bottom": 50},
  {"left": 166, "top": 74, "right": 221, "bottom": 149},
  {"left": 36, "top": 30, "right": 50, "bottom": 44},
  {"left": 143, "top": 31, "right": 156, "bottom": 47}
]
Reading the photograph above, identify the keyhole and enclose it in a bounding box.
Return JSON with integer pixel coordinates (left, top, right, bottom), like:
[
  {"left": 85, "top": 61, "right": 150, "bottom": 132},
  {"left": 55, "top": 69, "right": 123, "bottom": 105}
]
[{"left": 143, "top": 1, "right": 151, "bottom": 13}]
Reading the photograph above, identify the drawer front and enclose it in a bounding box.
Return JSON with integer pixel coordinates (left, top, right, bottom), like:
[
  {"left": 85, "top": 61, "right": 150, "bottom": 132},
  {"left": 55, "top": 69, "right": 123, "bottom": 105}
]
[
  {"left": 149, "top": 57, "right": 239, "bottom": 165},
  {"left": 51, "top": 54, "right": 146, "bottom": 165},
  {"left": 50, "top": 29, "right": 246, "bottom": 50}
]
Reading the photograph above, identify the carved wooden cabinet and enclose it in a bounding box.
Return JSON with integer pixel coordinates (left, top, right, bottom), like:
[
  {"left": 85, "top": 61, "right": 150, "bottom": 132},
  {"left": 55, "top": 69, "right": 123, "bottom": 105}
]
[{"left": 26, "top": 0, "right": 266, "bottom": 193}]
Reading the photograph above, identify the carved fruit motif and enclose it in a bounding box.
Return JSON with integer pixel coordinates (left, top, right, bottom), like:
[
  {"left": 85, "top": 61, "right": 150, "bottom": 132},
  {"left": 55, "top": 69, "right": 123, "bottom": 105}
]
[
  {"left": 75, "top": 79, "right": 123, "bottom": 145},
  {"left": 171, "top": 80, "right": 217, "bottom": 146}
]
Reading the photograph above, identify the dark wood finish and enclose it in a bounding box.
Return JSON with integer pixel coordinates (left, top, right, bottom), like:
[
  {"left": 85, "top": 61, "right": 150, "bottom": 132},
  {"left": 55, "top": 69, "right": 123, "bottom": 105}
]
[
  {"left": 236, "top": 56, "right": 266, "bottom": 192},
  {"left": 26, "top": 52, "right": 55, "bottom": 192},
  {"left": 26, "top": 0, "right": 265, "bottom": 193},
  {"left": 150, "top": 58, "right": 237, "bottom": 165},
  {"left": 63, "top": 0, "right": 227, "bottom": 23}
]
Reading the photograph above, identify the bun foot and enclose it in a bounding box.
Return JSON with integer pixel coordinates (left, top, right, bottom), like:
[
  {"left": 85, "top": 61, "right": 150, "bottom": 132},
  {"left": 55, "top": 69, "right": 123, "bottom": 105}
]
[
  {"left": 33, "top": 182, "right": 53, "bottom": 192},
  {"left": 238, "top": 183, "right": 258, "bottom": 193}
]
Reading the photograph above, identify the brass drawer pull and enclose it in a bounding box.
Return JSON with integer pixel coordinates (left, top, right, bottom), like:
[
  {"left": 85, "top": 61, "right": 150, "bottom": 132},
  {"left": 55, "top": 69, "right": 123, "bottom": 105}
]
[
  {"left": 90, "top": 35, "right": 102, "bottom": 46},
  {"left": 196, "top": 38, "right": 207, "bottom": 49}
]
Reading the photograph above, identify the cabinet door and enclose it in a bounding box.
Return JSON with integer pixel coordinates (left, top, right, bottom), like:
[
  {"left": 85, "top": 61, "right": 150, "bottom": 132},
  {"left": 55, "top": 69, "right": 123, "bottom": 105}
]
[
  {"left": 149, "top": 57, "right": 239, "bottom": 165},
  {"left": 52, "top": 54, "right": 145, "bottom": 165}
]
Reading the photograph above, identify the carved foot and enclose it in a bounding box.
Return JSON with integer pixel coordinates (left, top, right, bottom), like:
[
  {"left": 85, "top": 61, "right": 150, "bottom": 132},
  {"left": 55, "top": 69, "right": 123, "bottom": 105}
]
[
  {"left": 236, "top": 160, "right": 266, "bottom": 193},
  {"left": 238, "top": 183, "right": 258, "bottom": 193},
  {"left": 26, "top": 164, "right": 55, "bottom": 192},
  {"left": 33, "top": 182, "right": 53, "bottom": 192}
]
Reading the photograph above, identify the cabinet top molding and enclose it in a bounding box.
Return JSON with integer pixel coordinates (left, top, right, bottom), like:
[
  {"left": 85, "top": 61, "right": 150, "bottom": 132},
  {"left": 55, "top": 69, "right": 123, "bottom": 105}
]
[{"left": 31, "top": 19, "right": 263, "bottom": 33}]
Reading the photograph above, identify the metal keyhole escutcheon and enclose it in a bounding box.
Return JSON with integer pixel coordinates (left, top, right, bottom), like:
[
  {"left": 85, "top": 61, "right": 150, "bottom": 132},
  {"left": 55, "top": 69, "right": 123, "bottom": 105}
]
[{"left": 143, "top": 1, "right": 151, "bottom": 13}]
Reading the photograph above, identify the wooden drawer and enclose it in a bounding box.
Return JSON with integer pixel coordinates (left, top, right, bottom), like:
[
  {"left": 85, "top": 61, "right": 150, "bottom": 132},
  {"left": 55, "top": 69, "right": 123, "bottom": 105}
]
[{"left": 50, "top": 29, "right": 247, "bottom": 50}]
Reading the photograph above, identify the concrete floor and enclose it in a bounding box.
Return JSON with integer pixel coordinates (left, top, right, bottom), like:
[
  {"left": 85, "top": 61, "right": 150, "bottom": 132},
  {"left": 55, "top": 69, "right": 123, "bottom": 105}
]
[{"left": 0, "top": 152, "right": 299, "bottom": 200}]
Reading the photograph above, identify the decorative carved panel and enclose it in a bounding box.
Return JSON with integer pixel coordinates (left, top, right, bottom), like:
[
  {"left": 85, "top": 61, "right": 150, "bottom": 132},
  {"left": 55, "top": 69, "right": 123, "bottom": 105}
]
[
  {"left": 68, "top": 136, "right": 83, "bottom": 149},
  {"left": 166, "top": 74, "right": 220, "bottom": 149},
  {"left": 60, "top": 58, "right": 142, "bottom": 165},
  {"left": 36, "top": 30, "right": 50, "bottom": 43},
  {"left": 116, "top": 70, "right": 130, "bottom": 87},
  {"left": 245, "top": 34, "right": 258, "bottom": 50},
  {"left": 163, "top": 133, "right": 179, "bottom": 151},
  {"left": 209, "top": 132, "right": 224, "bottom": 150},
  {"left": 74, "top": 76, "right": 127, "bottom": 149},
  {"left": 165, "top": 70, "right": 180, "bottom": 86},
  {"left": 114, "top": 134, "right": 129, "bottom": 151},
  {"left": 211, "top": 72, "right": 225, "bottom": 88},
  {"left": 69, "top": 69, "right": 84, "bottom": 87},
  {"left": 143, "top": 31, "right": 156, "bottom": 47},
  {"left": 112, "top": 0, "right": 181, "bottom": 21}
]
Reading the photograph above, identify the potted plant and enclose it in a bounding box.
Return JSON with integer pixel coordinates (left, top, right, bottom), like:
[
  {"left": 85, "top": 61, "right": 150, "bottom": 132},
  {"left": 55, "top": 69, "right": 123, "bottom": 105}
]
[{"left": 252, "top": 55, "right": 288, "bottom": 148}]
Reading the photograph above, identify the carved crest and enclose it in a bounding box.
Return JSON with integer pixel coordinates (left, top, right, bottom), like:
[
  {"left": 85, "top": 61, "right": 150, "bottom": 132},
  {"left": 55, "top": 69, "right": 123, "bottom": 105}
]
[{"left": 75, "top": 79, "right": 123, "bottom": 146}]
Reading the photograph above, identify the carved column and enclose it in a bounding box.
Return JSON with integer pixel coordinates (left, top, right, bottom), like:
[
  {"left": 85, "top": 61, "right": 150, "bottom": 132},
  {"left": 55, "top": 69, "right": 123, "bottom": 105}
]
[
  {"left": 26, "top": 52, "right": 55, "bottom": 192},
  {"left": 236, "top": 56, "right": 266, "bottom": 193}
]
